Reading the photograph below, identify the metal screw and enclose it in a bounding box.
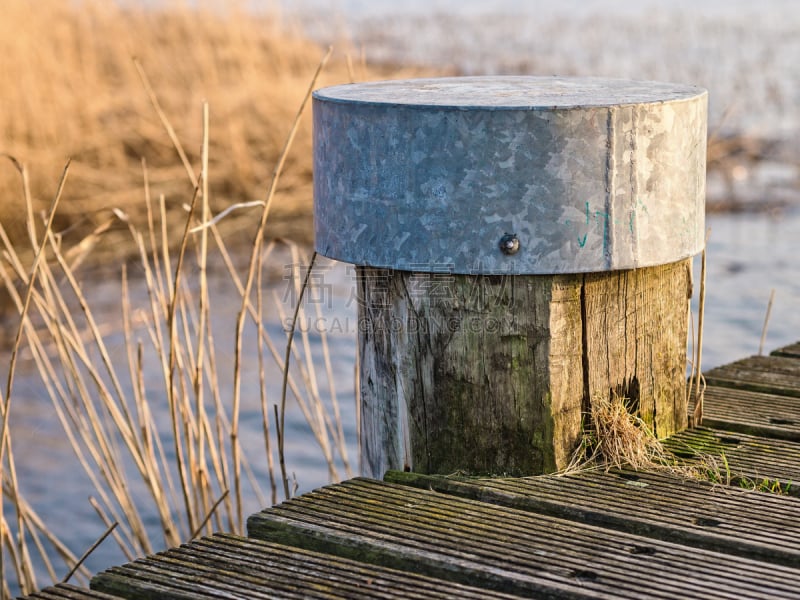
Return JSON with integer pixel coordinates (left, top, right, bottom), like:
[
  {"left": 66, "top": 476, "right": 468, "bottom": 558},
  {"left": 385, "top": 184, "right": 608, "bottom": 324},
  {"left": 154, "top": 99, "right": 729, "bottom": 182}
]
[{"left": 499, "top": 233, "right": 520, "bottom": 255}]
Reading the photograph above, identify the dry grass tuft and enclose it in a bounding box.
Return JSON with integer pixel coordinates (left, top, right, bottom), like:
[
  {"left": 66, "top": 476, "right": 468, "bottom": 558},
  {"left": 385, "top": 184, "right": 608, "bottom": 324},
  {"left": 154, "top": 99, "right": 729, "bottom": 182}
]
[
  {"left": 564, "top": 393, "right": 676, "bottom": 474},
  {"left": 563, "top": 392, "right": 791, "bottom": 496}
]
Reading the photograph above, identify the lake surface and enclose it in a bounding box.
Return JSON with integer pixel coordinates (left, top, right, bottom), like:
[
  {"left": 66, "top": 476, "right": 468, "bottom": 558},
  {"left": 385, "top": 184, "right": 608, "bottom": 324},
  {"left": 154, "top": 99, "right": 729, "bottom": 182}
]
[{"left": 8, "top": 0, "right": 800, "bottom": 592}]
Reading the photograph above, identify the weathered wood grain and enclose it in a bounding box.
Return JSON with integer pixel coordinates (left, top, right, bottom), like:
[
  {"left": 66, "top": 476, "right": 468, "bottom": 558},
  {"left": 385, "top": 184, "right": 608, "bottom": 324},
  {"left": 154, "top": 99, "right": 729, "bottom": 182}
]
[
  {"left": 384, "top": 469, "right": 800, "bottom": 567},
  {"left": 91, "top": 533, "right": 517, "bottom": 600},
  {"left": 690, "top": 385, "right": 800, "bottom": 441},
  {"left": 248, "top": 478, "right": 800, "bottom": 599},
  {"left": 18, "top": 583, "right": 121, "bottom": 599},
  {"left": 703, "top": 355, "right": 800, "bottom": 397},
  {"left": 582, "top": 260, "right": 690, "bottom": 438},
  {"left": 358, "top": 259, "right": 690, "bottom": 478},
  {"left": 358, "top": 268, "right": 585, "bottom": 478},
  {"left": 771, "top": 342, "right": 800, "bottom": 358}
]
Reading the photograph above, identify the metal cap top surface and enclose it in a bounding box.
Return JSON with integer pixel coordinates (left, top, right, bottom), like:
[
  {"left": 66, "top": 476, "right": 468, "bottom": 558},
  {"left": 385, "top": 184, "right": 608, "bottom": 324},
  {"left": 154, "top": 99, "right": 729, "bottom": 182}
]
[
  {"left": 313, "top": 76, "right": 707, "bottom": 275},
  {"left": 312, "top": 76, "right": 705, "bottom": 110}
]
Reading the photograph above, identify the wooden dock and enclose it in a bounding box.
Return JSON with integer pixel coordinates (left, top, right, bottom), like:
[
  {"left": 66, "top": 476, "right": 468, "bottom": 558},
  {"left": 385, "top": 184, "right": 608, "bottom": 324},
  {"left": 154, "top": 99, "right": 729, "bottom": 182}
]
[{"left": 21, "top": 343, "right": 800, "bottom": 599}]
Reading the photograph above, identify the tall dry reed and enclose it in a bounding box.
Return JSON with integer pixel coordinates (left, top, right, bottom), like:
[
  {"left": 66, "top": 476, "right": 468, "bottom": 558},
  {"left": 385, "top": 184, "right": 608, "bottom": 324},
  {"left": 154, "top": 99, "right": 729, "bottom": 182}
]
[{"left": 0, "top": 86, "right": 354, "bottom": 597}]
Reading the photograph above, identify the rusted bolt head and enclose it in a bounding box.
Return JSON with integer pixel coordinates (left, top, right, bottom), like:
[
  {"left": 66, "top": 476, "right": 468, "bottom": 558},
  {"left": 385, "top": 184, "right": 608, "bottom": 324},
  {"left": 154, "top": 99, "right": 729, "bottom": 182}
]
[{"left": 499, "top": 233, "right": 520, "bottom": 255}]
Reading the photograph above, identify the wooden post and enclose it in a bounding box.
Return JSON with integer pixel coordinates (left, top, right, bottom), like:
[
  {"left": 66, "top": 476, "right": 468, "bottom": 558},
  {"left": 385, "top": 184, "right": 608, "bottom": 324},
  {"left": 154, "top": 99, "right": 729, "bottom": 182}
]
[{"left": 312, "top": 77, "right": 707, "bottom": 478}]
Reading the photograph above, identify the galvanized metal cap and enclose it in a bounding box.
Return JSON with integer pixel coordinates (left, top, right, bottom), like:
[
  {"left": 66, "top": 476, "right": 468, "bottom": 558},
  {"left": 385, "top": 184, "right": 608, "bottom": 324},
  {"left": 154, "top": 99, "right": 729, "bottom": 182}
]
[{"left": 313, "top": 76, "right": 707, "bottom": 274}]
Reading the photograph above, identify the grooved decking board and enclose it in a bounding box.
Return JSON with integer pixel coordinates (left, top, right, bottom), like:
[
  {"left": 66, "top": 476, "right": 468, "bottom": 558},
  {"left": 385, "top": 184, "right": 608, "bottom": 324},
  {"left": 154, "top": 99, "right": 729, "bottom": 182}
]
[
  {"left": 91, "top": 533, "right": 518, "bottom": 600},
  {"left": 247, "top": 478, "right": 800, "bottom": 600},
  {"left": 664, "top": 427, "right": 800, "bottom": 491},
  {"left": 691, "top": 386, "right": 800, "bottom": 441},
  {"left": 383, "top": 469, "right": 800, "bottom": 567},
  {"left": 703, "top": 355, "right": 800, "bottom": 396},
  {"left": 772, "top": 343, "right": 800, "bottom": 358},
  {"left": 18, "top": 583, "right": 121, "bottom": 599}
]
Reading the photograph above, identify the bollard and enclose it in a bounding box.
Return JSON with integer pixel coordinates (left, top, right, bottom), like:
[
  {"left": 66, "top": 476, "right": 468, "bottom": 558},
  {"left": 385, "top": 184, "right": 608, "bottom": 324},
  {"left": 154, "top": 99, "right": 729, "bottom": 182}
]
[{"left": 312, "top": 76, "right": 707, "bottom": 478}]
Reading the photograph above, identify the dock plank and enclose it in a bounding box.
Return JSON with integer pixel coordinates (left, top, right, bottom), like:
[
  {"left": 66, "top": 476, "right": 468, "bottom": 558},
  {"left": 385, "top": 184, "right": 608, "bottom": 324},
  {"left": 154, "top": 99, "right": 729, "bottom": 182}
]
[
  {"left": 691, "top": 385, "right": 800, "bottom": 441},
  {"left": 383, "top": 469, "right": 800, "bottom": 567},
  {"left": 25, "top": 345, "right": 800, "bottom": 600},
  {"left": 91, "top": 533, "right": 519, "bottom": 600},
  {"left": 248, "top": 478, "right": 800, "bottom": 600},
  {"left": 771, "top": 343, "right": 800, "bottom": 358},
  {"left": 18, "top": 583, "right": 121, "bottom": 599},
  {"left": 664, "top": 427, "right": 800, "bottom": 491},
  {"left": 703, "top": 355, "right": 800, "bottom": 396}
]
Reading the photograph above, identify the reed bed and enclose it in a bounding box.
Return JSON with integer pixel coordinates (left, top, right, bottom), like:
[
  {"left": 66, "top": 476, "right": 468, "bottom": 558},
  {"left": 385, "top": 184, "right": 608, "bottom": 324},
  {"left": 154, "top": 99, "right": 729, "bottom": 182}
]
[
  {"left": 0, "top": 1, "right": 424, "bottom": 594},
  {"left": 0, "top": 0, "right": 426, "bottom": 268}
]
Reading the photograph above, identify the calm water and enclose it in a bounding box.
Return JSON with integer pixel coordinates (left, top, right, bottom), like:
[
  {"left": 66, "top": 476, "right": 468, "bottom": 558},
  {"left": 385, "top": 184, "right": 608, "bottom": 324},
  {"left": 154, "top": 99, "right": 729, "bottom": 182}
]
[
  {"left": 285, "top": 0, "right": 800, "bottom": 140},
  {"left": 9, "top": 0, "right": 800, "bottom": 592}
]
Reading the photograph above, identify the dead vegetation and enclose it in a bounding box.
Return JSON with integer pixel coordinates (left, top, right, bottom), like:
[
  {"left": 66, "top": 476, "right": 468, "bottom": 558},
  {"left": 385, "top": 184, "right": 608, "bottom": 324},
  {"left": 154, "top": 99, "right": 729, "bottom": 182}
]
[
  {"left": 0, "top": 0, "right": 430, "bottom": 266},
  {"left": 563, "top": 391, "right": 790, "bottom": 497},
  {"left": 0, "top": 1, "right": 433, "bottom": 593},
  {"left": 563, "top": 393, "right": 677, "bottom": 474},
  {"left": 0, "top": 68, "right": 358, "bottom": 596}
]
